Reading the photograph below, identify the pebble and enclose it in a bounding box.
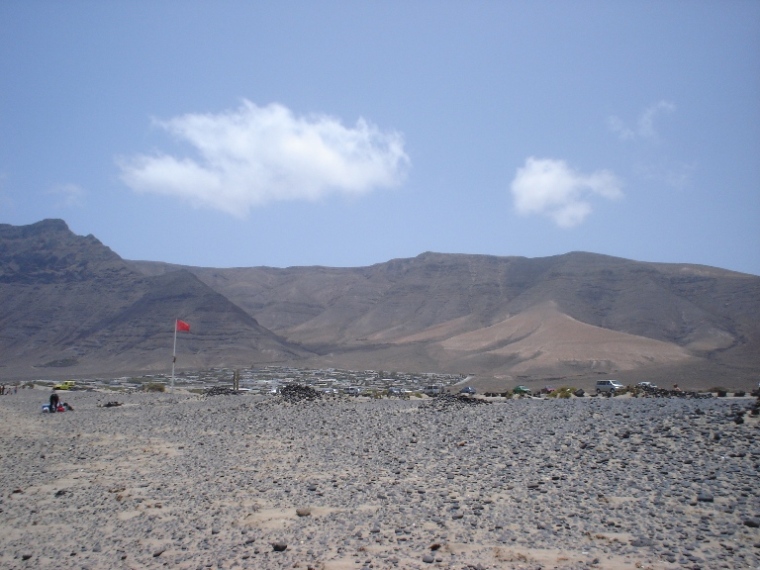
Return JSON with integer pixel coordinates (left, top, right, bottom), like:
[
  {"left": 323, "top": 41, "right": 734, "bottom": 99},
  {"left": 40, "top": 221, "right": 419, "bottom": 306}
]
[{"left": 0, "top": 389, "right": 758, "bottom": 569}]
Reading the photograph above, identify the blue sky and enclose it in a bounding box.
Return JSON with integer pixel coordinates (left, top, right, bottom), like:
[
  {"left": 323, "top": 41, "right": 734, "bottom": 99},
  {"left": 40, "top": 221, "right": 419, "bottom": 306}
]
[{"left": 1, "top": 2, "right": 759, "bottom": 275}]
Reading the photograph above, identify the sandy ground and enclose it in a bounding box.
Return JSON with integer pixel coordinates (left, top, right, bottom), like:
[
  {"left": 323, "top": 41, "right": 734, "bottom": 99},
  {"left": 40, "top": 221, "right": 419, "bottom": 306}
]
[{"left": 0, "top": 387, "right": 758, "bottom": 570}]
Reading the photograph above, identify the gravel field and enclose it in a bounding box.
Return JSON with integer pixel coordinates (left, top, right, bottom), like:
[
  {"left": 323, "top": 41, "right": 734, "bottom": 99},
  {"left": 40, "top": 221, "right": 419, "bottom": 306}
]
[{"left": 1, "top": 388, "right": 758, "bottom": 570}]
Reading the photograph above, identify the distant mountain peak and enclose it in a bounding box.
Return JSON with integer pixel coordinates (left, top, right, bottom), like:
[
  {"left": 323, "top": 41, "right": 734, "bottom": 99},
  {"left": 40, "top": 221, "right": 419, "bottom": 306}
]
[
  {"left": 0, "top": 218, "right": 70, "bottom": 236},
  {"left": 0, "top": 218, "right": 128, "bottom": 284}
]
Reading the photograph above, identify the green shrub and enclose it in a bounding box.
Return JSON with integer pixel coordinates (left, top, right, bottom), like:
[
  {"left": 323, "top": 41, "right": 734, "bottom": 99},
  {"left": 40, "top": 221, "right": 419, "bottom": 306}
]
[
  {"left": 547, "top": 386, "right": 577, "bottom": 399},
  {"left": 143, "top": 382, "right": 166, "bottom": 393}
]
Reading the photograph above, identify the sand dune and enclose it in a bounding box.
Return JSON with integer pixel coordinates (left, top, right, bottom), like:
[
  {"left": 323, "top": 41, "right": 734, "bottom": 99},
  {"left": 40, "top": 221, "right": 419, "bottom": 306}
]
[{"left": 435, "top": 302, "right": 693, "bottom": 372}]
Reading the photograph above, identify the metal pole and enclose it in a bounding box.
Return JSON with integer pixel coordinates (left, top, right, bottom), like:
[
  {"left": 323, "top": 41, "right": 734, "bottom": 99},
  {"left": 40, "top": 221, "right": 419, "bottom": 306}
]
[{"left": 171, "top": 319, "right": 177, "bottom": 392}]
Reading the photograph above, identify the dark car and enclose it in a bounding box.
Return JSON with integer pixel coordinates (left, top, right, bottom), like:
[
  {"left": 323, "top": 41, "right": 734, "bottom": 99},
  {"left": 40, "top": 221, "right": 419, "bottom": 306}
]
[
  {"left": 513, "top": 385, "right": 531, "bottom": 395},
  {"left": 459, "top": 386, "right": 476, "bottom": 395}
]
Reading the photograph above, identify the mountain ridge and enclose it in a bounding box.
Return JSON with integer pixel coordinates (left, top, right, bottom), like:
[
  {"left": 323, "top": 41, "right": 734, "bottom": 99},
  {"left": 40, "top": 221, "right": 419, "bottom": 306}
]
[{"left": 1, "top": 219, "right": 758, "bottom": 389}]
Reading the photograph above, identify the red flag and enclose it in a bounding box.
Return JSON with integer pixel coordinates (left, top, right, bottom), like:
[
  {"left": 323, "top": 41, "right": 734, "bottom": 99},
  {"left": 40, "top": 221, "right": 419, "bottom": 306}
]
[{"left": 176, "top": 320, "right": 190, "bottom": 332}]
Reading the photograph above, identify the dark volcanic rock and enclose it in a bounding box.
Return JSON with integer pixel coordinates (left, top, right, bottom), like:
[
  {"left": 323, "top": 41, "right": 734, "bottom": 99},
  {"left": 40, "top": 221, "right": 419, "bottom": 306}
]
[
  {"left": 204, "top": 387, "right": 241, "bottom": 398},
  {"left": 279, "top": 384, "right": 322, "bottom": 403},
  {"left": 423, "top": 394, "right": 490, "bottom": 411}
]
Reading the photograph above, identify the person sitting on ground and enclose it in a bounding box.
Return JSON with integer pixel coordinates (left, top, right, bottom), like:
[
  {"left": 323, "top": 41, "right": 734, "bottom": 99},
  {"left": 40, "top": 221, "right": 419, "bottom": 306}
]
[{"left": 673, "top": 384, "right": 681, "bottom": 392}]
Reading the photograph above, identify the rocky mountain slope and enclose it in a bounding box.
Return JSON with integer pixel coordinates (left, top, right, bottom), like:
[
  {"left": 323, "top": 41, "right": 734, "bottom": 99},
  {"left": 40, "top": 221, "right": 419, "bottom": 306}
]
[
  {"left": 137, "top": 252, "right": 760, "bottom": 389},
  {"left": 0, "top": 220, "right": 308, "bottom": 378},
  {"left": 2, "top": 219, "right": 759, "bottom": 388}
]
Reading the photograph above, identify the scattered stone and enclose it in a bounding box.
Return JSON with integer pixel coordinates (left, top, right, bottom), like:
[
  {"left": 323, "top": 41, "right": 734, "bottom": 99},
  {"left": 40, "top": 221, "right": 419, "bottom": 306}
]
[
  {"left": 204, "top": 386, "right": 241, "bottom": 398},
  {"left": 279, "top": 384, "right": 322, "bottom": 403},
  {"left": 1, "top": 383, "right": 757, "bottom": 569},
  {"left": 423, "top": 393, "right": 490, "bottom": 411}
]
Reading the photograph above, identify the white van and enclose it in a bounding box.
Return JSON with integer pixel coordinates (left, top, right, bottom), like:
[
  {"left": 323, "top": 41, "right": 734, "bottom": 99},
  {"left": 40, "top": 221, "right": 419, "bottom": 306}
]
[
  {"left": 596, "top": 380, "right": 624, "bottom": 394},
  {"left": 423, "top": 385, "right": 444, "bottom": 397}
]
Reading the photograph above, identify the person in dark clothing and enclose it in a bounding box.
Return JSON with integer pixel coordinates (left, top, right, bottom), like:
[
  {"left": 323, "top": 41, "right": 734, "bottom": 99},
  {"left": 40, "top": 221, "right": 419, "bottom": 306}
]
[{"left": 49, "top": 391, "right": 60, "bottom": 413}]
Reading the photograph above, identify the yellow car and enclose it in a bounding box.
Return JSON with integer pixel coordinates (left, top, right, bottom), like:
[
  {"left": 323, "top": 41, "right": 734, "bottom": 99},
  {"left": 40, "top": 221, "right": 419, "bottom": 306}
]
[{"left": 53, "top": 380, "right": 76, "bottom": 390}]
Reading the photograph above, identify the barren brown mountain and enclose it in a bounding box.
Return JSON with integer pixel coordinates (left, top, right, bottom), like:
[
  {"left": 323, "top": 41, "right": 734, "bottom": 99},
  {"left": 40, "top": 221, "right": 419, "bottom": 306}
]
[
  {"left": 2, "top": 219, "right": 759, "bottom": 390},
  {"left": 0, "top": 220, "right": 308, "bottom": 378}
]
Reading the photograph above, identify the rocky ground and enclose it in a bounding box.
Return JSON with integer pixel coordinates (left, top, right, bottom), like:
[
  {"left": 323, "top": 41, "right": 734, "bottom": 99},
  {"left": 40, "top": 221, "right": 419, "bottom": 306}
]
[{"left": 0, "top": 388, "right": 758, "bottom": 570}]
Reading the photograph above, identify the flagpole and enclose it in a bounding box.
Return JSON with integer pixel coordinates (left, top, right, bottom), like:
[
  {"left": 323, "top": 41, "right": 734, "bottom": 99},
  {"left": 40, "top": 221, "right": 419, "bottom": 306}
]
[{"left": 171, "top": 319, "right": 177, "bottom": 392}]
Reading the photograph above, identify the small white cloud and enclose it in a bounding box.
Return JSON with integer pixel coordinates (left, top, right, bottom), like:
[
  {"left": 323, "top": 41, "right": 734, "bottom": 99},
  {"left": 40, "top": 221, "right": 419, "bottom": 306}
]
[
  {"left": 637, "top": 100, "right": 675, "bottom": 139},
  {"left": 606, "top": 115, "right": 635, "bottom": 141},
  {"left": 117, "top": 100, "right": 410, "bottom": 217},
  {"left": 510, "top": 157, "right": 623, "bottom": 228},
  {"left": 636, "top": 160, "right": 697, "bottom": 191},
  {"left": 48, "top": 183, "right": 85, "bottom": 208},
  {"left": 608, "top": 100, "right": 675, "bottom": 141}
]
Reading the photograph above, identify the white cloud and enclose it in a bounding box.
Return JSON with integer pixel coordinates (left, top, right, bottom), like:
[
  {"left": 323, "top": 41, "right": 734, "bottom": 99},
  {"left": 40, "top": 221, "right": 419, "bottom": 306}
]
[
  {"left": 608, "top": 100, "right": 675, "bottom": 141},
  {"left": 636, "top": 160, "right": 697, "bottom": 191},
  {"left": 48, "top": 183, "right": 85, "bottom": 208},
  {"left": 606, "top": 115, "right": 635, "bottom": 141},
  {"left": 510, "top": 157, "right": 623, "bottom": 228},
  {"left": 118, "top": 100, "right": 410, "bottom": 216}
]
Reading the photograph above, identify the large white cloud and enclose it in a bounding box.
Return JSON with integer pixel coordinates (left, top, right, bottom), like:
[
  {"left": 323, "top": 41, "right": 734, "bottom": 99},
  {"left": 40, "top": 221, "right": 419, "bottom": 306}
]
[
  {"left": 510, "top": 157, "right": 623, "bottom": 228},
  {"left": 118, "top": 100, "right": 410, "bottom": 216}
]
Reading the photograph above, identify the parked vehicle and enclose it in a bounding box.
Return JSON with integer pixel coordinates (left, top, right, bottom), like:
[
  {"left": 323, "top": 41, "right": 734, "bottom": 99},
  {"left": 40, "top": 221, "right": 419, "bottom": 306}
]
[
  {"left": 459, "top": 386, "right": 476, "bottom": 395},
  {"left": 513, "top": 385, "right": 531, "bottom": 395},
  {"left": 53, "top": 380, "right": 75, "bottom": 390},
  {"left": 596, "top": 380, "right": 624, "bottom": 394},
  {"left": 423, "top": 385, "right": 444, "bottom": 397}
]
